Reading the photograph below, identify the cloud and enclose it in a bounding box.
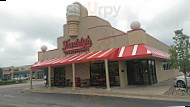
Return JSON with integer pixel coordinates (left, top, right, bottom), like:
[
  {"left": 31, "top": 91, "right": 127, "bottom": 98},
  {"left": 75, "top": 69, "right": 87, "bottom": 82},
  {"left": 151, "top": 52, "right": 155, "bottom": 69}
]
[
  {"left": 0, "top": 0, "right": 190, "bottom": 67},
  {"left": 143, "top": 0, "right": 190, "bottom": 46},
  {"left": 0, "top": 9, "right": 64, "bottom": 67}
]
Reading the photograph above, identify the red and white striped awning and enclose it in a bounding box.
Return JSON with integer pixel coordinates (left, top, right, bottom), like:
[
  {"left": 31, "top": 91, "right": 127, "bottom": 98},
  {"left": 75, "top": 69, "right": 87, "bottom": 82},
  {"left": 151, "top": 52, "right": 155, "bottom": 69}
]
[
  {"left": 117, "top": 44, "right": 170, "bottom": 59},
  {"left": 31, "top": 44, "right": 170, "bottom": 69},
  {"left": 31, "top": 48, "right": 118, "bottom": 69}
]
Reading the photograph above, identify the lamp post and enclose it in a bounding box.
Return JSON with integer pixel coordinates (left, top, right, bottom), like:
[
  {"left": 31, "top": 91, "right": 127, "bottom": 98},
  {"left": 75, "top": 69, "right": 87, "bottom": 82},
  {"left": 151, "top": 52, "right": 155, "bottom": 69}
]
[{"left": 41, "top": 45, "right": 47, "bottom": 80}]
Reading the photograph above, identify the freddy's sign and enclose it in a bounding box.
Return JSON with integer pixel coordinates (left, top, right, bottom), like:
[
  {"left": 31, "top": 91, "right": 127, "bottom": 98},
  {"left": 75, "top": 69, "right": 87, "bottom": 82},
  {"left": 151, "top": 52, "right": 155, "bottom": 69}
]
[{"left": 62, "top": 35, "right": 92, "bottom": 54}]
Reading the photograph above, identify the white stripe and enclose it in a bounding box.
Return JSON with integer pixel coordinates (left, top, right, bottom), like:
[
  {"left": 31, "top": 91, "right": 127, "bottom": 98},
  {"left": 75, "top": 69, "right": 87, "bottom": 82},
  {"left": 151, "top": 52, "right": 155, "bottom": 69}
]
[
  {"left": 60, "top": 55, "right": 77, "bottom": 63},
  {"left": 52, "top": 57, "right": 64, "bottom": 64},
  {"left": 77, "top": 52, "right": 93, "bottom": 60},
  {"left": 53, "top": 56, "right": 69, "bottom": 64},
  {"left": 132, "top": 45, "right": 138, "bottom": 55},
  {"left": 119, "top": 47, "right": 125, "bottom": 57},
  {"left": 69, "top": 54, "right": 85, "bottom": 61},
  {"left": 147, "top": 50, "right": 151, "bottom": 54},
  {"left": 47, "top": 59, "right": 57, "bottom": 64},
  {"left": 87, "top": 51, "right": 102, "bottom": 59},
  {"left": 98, "top": 48, "right": 113, "bottom": 58}
]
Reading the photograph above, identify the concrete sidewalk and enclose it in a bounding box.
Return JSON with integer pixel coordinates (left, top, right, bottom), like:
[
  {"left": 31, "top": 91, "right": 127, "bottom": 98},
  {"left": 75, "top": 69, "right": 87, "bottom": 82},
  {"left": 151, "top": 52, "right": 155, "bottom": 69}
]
[
  {"left": 25, "top": 84, "right": 190, "bottom": 102},
  {"left": 0, "top": 80, "right": 44, "bottom": 89}
]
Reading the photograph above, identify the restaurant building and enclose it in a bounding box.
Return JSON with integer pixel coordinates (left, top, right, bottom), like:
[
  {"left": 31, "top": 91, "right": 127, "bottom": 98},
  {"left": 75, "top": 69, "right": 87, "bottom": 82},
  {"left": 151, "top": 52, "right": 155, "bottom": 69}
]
[
  {"left": 30, "top": 2, "right": 180, "bottom": 90},
  {"left": 2, "top": 65, "right": 44, "bottom": 80}
]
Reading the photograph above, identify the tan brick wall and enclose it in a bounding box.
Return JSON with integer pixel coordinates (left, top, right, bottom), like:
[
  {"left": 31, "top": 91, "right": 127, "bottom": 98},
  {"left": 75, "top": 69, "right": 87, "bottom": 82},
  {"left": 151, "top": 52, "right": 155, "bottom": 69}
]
[
  {"left": 65, "top": 64, "right": 72, "bottom": 81},
  {"left": 155, "top": 58, "right": 181, "bottom": 83},
  {"left": 38, "top": 49, "right": 62, "bottom": 61},
  {"left": 38, "top": 15, "right": 127, "bottom": 61},
  {"left": 147, "top": 34, "right": 170, "bottom": 52},
  {"left": 127, "top": 30, "right": 147, "bottom": 45},
  {"left": 37, "top": 12, "right": 171, "bottom": 61},
  {"left": 65, "top": 63, "right": 90, "bottom": 82},
  {"left": 75, "top": 63, "right": 90, "bottom": 80},
  {"left": 88, "top": 27, "right": 127, "bottom": 51}
]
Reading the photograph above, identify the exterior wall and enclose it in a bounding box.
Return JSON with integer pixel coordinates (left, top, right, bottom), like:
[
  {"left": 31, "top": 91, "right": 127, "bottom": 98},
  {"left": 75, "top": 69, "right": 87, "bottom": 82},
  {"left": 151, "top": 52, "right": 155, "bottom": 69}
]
[
  {"left": 38, "top": 49, "right": 61, "bottom": 61},
  {"left": 127, "top": 30, "right": 147, "bottom": 45},
  {"left": 88, "top": 27, "right": 127, "bottom": 51},
  {"left": 38, "top": 16, "right": 124, "bottom": 61},
  {"left": 65, "top": 64, "right": 73, "bottom": 81},
  {"left": 65, "top": 63, "right": 90, "bottom": 82},
  {"left": 118, "top": 61, "right": 128, "bottom": 88},
  {"left": 147, "top": 34, "right": 170, "bottom": 52},
  {"left": 75, "top": 63, "right": 90, "bottom": 80},
  {"left": 36, "top": 3, "right": 172, "bottom": 62},
  {"left": 155, "top": 58, "right": 181, "bottom": 83},
  {"left": 39, "top": 28, "right": 171, "bottom": 61}
]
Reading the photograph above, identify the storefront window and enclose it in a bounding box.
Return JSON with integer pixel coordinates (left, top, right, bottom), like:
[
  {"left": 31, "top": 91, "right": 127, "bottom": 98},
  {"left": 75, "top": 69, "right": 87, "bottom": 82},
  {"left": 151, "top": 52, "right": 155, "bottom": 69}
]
[
  {"left": 90, "top": 62, "right": 105, "bottom": 86},
  {"left": 90, "top": 61, "right": 120, "bottom": 87},
  {"left": 38, "top": 71, "right": 43, "bottom": 79},
  {"left": 90, "top": 62, "right": 105, "bottom": 80},
  {"left": 53, "top": 67, "right": 65, "bottom": 86},
  {"left": 109, "top": 61, "right": 120, "bottom": 86},
  {"left": 54, "top": 67, "right": 65, "bottom": 80},
  {"left": 162, "top": 61, "right": 172, "bottom": 70}
]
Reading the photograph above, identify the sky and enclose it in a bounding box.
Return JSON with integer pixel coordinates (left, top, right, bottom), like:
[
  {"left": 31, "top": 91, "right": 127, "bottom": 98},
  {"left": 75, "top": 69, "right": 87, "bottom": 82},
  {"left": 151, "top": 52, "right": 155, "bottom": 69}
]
[{"left": 0, "top": 0, "right": 190, "bottom": 67}]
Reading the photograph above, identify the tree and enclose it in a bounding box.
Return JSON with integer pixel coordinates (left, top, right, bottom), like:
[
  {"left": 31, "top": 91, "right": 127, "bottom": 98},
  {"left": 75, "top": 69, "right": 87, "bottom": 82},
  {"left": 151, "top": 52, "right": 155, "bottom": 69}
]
[{"left": 169, "top": 29, "right": 190, "bottom": 92}]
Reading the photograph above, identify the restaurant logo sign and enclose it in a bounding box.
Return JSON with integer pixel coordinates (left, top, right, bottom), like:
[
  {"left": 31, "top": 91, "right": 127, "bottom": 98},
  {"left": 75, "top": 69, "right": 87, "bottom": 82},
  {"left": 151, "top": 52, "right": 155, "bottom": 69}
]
[{"left": 62, "top": 35, "right": 92, "bottom": 54}]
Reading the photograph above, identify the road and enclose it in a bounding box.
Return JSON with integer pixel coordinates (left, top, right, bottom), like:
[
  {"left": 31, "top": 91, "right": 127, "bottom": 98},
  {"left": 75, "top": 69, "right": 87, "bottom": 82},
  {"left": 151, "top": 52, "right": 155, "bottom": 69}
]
[{"left": 0, "top": 80, "right": 190, "bottom": 107}]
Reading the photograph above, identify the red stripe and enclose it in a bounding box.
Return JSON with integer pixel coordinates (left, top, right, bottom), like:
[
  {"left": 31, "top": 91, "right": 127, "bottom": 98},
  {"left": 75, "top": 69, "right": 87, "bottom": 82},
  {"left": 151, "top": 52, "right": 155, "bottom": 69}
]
[
  {"left": 122, "top": 45, "right": 134, "bottom": 57},
  {"left": 136, "top": 44, "right": 147, "bottom": 55}
]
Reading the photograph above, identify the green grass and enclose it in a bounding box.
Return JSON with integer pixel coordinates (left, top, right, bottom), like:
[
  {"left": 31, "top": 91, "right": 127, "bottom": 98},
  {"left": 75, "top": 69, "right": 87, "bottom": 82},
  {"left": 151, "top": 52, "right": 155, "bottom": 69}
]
[{"left": 0, "top": 80, "right": 26, "bottom": 86}]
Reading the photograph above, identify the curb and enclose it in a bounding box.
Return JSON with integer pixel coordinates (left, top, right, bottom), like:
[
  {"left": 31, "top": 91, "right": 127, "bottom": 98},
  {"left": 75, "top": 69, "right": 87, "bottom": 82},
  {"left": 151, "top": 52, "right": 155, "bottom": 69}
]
[{"left": 24, "top": 88, "right": 190, "bottom": 102}]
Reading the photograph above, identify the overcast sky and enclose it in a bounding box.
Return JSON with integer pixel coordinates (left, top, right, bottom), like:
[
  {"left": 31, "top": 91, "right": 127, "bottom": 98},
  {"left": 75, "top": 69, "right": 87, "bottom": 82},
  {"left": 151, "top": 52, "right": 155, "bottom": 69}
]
[{"left": 0, "top": 0, "right": 190, "bottom": 67}]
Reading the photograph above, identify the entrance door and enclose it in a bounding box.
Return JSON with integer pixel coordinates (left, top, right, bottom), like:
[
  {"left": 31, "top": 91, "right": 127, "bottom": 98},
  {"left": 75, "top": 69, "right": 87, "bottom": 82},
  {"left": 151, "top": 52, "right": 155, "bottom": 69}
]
[
  {"left": 127, "top": 59, "right": 157, "bottom": 85},
  {"left": 127, "top": 61, "right": 144, "bottom": 85}
]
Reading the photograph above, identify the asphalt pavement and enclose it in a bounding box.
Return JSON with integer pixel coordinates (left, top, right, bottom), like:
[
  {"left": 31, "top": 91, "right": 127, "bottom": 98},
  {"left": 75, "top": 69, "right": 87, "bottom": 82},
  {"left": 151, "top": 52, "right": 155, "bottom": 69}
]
[{"left": 0, "top": 81, "right": 190, "bottom": 107}]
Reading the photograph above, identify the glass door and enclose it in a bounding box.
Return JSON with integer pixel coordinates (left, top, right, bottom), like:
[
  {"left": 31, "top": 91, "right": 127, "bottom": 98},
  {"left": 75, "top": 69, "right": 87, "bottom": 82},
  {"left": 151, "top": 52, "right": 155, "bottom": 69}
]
[
  {"left": 148, "top": 60, "right": 157, "bottom": 84},
  {"left": 127, "top": 60, "right": 143, "bottom": 85},
  {"left": 141, "top": 60, "right": 149, "bottom": 85},
  {"left": 133, "top": 61, "right": 143, "bottom": 85},
  {"left": 127, "top": 59, "right": 157, "bottom": 85}
]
